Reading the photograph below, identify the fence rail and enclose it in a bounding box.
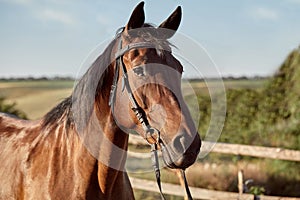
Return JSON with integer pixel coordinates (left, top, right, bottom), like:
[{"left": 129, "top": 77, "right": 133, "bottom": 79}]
[
  {"left": 128, "top": 135, "right": 300, "bottom": 162},
  {"left": 209, "top": 142, "right": 300, "bottom": 162},
  {"left": 130, "top": 177, "right": 300, "bottom": 200}
]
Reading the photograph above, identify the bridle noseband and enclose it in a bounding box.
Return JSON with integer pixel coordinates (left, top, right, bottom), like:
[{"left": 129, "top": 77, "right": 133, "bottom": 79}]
[{"left": 108, "top": 31, "right": 193, "bottom": 200}]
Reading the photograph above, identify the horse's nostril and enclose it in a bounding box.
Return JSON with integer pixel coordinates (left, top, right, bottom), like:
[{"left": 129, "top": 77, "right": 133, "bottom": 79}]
[
  {"left": 172, "top": 132, "right": 199, "bottom": 155},
  {"left": 172, "top": 135, "right": 186, "bottom": 155},
  {"left": 161, "top": 131, "right": 201, "bottom": 169}
]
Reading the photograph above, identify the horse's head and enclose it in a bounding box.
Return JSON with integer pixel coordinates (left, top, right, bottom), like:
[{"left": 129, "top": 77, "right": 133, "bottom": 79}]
[{"left": 112, "top": 2, "right": 201, "bottom": 169}]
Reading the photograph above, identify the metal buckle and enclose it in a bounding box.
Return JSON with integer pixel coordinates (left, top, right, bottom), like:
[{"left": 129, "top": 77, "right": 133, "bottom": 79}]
[{"left": 145, "top": 127, "right": 160, "bottom": 145}]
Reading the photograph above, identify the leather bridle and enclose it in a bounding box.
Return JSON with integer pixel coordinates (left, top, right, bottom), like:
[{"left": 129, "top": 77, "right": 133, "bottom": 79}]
[{"left": 108, "top": 30, "right": 193, "bottom": 200}]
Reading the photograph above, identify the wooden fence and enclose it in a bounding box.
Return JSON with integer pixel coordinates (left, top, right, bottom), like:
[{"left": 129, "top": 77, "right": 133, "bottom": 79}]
[
  {"left": 130, "top": 177, "right": 299, "bottom": 200},
  {"left": 128, "top": 134, "right": 300, "bottom": 200}
]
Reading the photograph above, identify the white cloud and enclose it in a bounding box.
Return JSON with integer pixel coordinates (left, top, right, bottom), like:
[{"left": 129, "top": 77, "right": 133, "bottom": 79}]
[
  {"left": 38, "top": 9, "right": 75, "bottom": 25},
  {"left": 251, "top": 7, "right": 279, "bottom": 20},
  {"left": 1, "top": 0, "right": 76, "bottom": 25}
]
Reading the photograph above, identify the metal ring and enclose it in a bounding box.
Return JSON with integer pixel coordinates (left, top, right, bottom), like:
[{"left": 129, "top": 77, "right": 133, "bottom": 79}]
[{"left": 145, "top": 127, "right": 160, "bottom": 145}]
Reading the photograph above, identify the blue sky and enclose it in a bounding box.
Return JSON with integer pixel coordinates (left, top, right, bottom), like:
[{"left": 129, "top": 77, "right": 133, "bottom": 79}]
[{"left": 0, "top": 0, "right": 300, "bottom": 78}]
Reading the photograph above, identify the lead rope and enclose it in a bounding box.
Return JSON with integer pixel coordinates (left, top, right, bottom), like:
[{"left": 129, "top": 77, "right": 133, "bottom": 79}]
[
  {"left": 181, "top": 169, "right": 193, "bottom": 200},
  {"left": 151, "top": 143, "right": 166, "bottom": 200},
  {"left": 151, "top": 143, "right": 193, "bottom": 200}
]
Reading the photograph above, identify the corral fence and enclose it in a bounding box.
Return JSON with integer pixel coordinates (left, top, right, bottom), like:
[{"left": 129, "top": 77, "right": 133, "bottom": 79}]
[{"left": 128, "top": 134, "right": 300, "bottom": 200}]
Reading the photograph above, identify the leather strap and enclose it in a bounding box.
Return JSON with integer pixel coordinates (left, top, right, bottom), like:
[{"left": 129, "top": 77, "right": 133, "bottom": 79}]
[
  {"left": 110, "top": 38, "right": 160, "bottom": 137},
  {"left": 181, "top": 169, "right": 193, "bottom": 200},
  {"left": 151, "top": 143, "right": 166, "bottom": 200},
  {"left": 115, "top": 42, "right": 163, "bottom": 59}
]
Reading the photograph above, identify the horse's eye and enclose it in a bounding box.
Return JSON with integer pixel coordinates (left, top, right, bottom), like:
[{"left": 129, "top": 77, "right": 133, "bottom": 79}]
[
  {"left": 133, "top": 49, "right": 139, "bottom": 57},
  {"left": 133, "top": 66, "right": 145, "bottom": 76}
]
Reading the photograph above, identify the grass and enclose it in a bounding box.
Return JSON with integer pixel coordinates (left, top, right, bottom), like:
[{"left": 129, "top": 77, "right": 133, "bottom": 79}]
[
  {"left": 0, "top": 80, "right": 73, "bottom": 119},
  {"left": 0, "top": 79, "right": 265, "bottom": 119}
]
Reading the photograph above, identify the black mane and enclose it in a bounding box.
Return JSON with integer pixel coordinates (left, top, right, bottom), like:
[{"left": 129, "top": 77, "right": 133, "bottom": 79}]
[
  {"left": 42, "top": 37, "right": 118, "bottom": 129},
  {"left": 42, "top": 97, "right": 73, "bottom": 128}
]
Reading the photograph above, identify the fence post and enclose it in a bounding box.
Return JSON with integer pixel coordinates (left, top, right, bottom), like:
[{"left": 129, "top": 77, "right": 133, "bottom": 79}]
[{"left": 238, "top": 170, "right": 244, "bottom": 199}]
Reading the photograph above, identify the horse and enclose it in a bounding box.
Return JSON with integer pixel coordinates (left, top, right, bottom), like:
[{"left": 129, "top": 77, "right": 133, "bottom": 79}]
[{"left": 0, "top": 2, "right": 201, "bottom": 199}]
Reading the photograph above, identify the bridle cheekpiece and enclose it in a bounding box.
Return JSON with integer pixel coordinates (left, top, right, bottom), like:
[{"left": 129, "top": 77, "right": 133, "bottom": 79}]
[{"left": 108, "top": 29, "right": 193, "bottom": 200}]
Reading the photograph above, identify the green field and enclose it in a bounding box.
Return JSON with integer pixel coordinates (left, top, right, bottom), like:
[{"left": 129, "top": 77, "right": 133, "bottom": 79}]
[
  {"left": 0, "top": 80, "right": 74, "bottom": 119},
  {"left": 0, "top": 79, "right": 266, "bottom": 120}
]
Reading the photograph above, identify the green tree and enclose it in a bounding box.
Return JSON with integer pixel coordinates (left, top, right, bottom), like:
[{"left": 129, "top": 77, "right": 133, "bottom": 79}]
[{"left": 0, "top": 97, "right": 27, "bottom": 119}]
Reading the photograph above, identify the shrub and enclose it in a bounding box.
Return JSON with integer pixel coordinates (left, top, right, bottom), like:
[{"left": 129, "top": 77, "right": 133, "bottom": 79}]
[{"left": 0, "top": 96, "right": 27, "bottom": 119}]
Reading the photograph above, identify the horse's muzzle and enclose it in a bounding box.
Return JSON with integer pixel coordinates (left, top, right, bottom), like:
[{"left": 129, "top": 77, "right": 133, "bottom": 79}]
[{"left": 161, "top": 132, "right": 201, "bottom": 169}]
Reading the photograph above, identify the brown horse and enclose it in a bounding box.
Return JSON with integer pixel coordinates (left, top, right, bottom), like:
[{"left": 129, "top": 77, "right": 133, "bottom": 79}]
[{"left": 0, "top": 2, "right": 201, "bottom": 199}]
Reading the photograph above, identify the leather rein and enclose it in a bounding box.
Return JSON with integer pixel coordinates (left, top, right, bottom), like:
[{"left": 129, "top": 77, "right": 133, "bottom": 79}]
[{"left": 108, "top": 31, "right": 193, "bottom": 200}]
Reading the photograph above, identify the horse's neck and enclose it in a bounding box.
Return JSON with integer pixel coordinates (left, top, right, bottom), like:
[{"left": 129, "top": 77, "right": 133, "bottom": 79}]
[
  {"left": 93, "top": 89, "right": 131, "bottom": 196},
  {"left": 78, "top": 62, "right": 132, "bottom": 197},
  {"left": 45, "top": 107, "right": 130, "bottom": 198},
  {"left": 96, "top": 129, "right": 130, "bottom": 196}
]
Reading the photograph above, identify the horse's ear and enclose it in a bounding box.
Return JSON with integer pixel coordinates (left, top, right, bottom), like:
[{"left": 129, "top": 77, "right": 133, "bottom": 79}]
[
  {"left": 125, "top": 1, "right": 145, "bottom": 32},
  {"left": 158, "top": 6, "right": 182, "bottom": 39}
]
